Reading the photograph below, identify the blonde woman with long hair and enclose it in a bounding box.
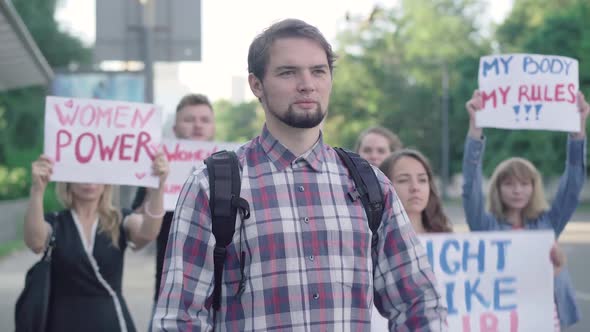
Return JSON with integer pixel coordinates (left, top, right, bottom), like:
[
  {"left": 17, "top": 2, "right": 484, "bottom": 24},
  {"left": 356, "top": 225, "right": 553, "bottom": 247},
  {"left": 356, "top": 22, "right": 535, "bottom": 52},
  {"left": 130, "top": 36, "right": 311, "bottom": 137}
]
[
  {"left": 462, "top": 90, "right": 590, "bottom": 330},
  {"left": 23, "top": 152, "right": 169, "bottom": 332},
  {"left": 355, "top": 126, "right": 403, "bottom": 167}
]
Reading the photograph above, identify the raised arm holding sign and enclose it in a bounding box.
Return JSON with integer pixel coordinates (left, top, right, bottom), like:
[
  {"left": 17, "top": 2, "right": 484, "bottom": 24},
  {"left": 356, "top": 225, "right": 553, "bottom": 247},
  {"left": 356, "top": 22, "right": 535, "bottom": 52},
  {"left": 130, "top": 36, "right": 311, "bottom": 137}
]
[
  {"left": 461, "top": 88, "right": 589, "bottom": 329},
  {"left": 373, "top": 146, "right": 569, "bottom": 331},
  {"left": 21, "top": 148, "right": 169, "bottom": 331}
]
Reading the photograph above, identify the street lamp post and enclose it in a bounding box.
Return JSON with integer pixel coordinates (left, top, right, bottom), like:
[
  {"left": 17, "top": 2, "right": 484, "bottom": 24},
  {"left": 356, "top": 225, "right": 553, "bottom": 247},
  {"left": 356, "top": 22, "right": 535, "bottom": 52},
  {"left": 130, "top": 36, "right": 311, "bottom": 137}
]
[
  {"left": 118, "top": 0, "right": 155, "bottom": 209},
  {"left": 441, "top": 62, "right": 450, "bottom": 200},
  {"left": 140, "top": 0, "right": 155, "bottom": 103}
]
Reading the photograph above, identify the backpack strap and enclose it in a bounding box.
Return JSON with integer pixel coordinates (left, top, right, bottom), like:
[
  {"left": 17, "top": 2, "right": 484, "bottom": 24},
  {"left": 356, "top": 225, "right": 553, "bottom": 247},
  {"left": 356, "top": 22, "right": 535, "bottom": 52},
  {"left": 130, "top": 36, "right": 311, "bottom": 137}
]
[
  {"left": 334, "top": 148, "right": 384, "bottom": 248},
  {"left": 205, "top": 150, "right": 250, "bottom": 312},
  {"left": 42, "top": 213, "right": 60, "bottom": 263}
]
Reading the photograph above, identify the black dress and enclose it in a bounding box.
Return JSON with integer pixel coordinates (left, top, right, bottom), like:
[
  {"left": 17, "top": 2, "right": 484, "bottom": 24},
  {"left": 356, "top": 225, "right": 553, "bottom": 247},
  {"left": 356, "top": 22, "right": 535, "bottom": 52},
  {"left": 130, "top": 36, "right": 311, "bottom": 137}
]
[{"left": 45, "top": 210, "right": 136, "bottom": 332}]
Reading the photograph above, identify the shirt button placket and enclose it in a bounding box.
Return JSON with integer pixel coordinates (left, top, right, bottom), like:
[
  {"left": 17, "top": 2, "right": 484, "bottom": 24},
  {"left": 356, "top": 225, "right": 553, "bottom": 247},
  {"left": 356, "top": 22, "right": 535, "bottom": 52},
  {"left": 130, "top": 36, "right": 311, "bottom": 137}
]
[{"left": 295, "top": 181, "right": 318, "bottom": 304}]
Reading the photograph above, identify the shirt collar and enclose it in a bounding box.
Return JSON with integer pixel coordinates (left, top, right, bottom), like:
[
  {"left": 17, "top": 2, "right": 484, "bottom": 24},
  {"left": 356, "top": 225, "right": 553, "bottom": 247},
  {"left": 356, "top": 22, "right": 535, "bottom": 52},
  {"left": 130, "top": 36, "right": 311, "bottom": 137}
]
[{"left": 259, "top": 124, "right": 325, "bottom": 172}]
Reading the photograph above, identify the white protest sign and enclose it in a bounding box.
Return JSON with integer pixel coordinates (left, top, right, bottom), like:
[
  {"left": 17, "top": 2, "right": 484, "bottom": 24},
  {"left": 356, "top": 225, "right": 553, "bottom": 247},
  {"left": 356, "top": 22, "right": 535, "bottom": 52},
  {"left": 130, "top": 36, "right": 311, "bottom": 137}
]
[
  {"left": 44, "top": 96, "right": 162, "bottom": 187},
  {"left": 477, "top": 53, "right": 579, "bottom": 132},
  {"left": 372, "top": 231, "right": 555, "bottom": 332},
  {"left": 162, "top": 139, "right": 242, "bottom": 210}
]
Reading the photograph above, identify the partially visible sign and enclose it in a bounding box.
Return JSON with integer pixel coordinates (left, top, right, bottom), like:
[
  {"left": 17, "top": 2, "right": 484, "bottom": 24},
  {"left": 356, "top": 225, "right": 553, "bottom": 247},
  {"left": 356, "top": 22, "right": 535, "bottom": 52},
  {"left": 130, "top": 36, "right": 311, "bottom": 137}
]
[
  {"left": 163, "top": 139, "right": 241, "bottom": 210},
  {"left": 372, "top": 231, "right": 555, "bottom": 331}
]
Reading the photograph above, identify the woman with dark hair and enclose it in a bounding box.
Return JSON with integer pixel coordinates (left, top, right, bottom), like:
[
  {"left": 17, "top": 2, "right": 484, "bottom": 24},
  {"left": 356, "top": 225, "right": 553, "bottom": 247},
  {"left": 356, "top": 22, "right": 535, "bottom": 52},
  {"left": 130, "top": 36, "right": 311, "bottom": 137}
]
[
  {"left": 380, "top": 146, "right": 569, "bottom": 330},
  {"left": 380, "top": 149, "right": 452, "bottom": 233}
]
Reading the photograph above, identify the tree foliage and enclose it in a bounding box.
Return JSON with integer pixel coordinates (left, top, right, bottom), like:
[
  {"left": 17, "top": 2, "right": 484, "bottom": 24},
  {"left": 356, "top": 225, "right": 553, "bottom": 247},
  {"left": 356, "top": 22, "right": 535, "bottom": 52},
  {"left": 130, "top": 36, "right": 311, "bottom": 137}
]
[
  {"left": 0, "top": 0, "right": 92, "bottom": 200},
  {"left": 10, "top": 0, "right": 92, "bottom": 67},
  {"left": 3, "top": 0, "right": 589, "bottom": 203},
  {"left": 323, "top": 0, "right": 589, "bottom": 177},
  {"left": 214, "top": 100, "right": 265, "bottom": 144},
  {"left": 326, "top": 0, "right": 491, "bottom": 176},
  {"left": 484, "top": 0, "right": 590, "bottom": 175}
]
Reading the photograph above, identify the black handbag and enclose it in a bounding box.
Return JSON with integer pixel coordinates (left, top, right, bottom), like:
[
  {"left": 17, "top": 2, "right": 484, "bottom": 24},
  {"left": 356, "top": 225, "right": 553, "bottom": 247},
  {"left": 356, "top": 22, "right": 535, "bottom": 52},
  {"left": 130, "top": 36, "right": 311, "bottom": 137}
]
[{"left": 14, "top": 220, "right": 58, "bottom": 332}]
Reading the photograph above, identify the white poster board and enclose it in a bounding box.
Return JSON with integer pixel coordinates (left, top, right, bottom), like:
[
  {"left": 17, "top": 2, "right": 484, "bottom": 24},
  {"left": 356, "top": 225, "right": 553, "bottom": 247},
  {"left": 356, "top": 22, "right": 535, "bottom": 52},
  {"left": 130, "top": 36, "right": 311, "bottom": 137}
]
[
  {"left": 477, "top": 53, "right": 579, "bottom": 132},
  {"left": 372, "top": 231, "right": 555, "bottom": 331},
  {"left": 44, "top": 96, "right": 162, "bottom": 187},
  {"left": 163, "top": 139, "right": 242, "bottom": 210}
]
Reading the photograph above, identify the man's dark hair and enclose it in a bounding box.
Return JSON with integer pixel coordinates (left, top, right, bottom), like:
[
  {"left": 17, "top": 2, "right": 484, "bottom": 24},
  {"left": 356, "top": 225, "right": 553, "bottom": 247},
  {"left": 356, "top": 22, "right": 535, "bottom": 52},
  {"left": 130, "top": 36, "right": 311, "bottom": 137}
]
[
  {"left": 176, "top": 93, "right": 213, "bottom": 113},
  {"left": 247, "top": 18, "right": 337, "bottom": 80}
]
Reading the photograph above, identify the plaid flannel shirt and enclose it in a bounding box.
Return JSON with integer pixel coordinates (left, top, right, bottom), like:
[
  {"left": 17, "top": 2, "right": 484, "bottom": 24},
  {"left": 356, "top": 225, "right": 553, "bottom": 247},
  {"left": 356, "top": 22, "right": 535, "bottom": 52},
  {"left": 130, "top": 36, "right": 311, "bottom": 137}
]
[{"left": 153, "top": 126, "right": 447, "bottom": 331}]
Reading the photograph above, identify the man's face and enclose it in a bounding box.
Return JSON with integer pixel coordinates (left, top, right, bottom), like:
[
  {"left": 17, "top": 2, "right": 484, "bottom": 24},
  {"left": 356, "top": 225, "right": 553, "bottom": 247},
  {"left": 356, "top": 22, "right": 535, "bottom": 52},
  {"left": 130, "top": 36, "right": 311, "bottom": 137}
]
[
  {"left": 173, "top": 104, "right": 215, "bottom": 141},
  {"left": 249, "top": 37, "right": 332, "bottom": 129}
]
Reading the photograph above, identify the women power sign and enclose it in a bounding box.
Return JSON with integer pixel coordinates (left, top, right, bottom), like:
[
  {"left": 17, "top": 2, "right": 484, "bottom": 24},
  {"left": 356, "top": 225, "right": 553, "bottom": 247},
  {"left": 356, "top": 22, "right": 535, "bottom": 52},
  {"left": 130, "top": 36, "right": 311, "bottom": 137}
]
[
  {"left": 372, "top": 231, "right": 554, "bottom": 331},
  {"left": 477, "top": 53, "right": 579, "bottom": 132},
  {"left": 161, "top": 139, "right": 241, "bottom": 210},
  {"left": 44, "top": 96, "right": 162, "bottom": 187}
]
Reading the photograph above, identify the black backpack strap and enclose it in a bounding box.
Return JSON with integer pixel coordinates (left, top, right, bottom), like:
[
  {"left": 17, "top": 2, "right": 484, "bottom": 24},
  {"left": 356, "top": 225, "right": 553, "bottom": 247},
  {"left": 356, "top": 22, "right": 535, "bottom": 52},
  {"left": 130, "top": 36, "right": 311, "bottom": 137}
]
[
  {"left": 334, "top": 148, "right": 384, "bottom": 248},
  {"left": 205, "top": 150, "right": 250, "bottom": 312},
  {"left": 42, "top": 213, "right": 60, "bottom": 262}
]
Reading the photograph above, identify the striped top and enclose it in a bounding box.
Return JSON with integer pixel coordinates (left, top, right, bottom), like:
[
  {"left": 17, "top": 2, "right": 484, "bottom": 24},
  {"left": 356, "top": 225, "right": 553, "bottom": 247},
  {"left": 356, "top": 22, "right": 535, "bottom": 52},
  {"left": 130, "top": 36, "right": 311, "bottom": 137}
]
[{"left": 153, "top": 126, "right": 447, "bottom": 331}]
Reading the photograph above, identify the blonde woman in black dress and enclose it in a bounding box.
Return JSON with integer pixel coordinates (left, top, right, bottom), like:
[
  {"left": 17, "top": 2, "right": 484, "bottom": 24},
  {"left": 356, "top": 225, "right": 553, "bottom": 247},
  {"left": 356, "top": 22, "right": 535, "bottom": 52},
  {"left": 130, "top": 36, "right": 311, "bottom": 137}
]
[{"left": 24, "top": 152, "right": 169, "bottom": 332}]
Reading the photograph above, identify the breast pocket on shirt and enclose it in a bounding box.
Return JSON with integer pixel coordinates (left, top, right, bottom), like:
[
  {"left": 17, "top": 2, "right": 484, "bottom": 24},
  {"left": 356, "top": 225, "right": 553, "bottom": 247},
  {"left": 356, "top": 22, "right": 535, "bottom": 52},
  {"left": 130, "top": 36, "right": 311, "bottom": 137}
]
[
  {"left": 221, "top": 240, "right": 245, "bottom": 295},
  {"left": 327, "top": 223, "right": 372, "bottom": 287}
]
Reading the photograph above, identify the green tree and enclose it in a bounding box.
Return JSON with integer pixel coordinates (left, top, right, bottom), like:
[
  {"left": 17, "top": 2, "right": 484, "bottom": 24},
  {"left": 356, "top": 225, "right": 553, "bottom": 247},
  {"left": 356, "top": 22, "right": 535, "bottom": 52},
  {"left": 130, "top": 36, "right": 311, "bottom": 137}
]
[
  {"left": 490, "top": 0, "right": 590, "bottom": 176},
  {"left": 327, "top": 0, "right": 491, "bottom": 175},
  {"left": 0, "top": 0, "right": 92, "bottom": 200},
  {"left": 215, "top": 100, "right": 264, "bottom": 143},
  {"left": 11, "top": 0, "right": 92, "bottom": 67},
  {"left": 496, "top": 0, "right": 579, "bottom": 53}
]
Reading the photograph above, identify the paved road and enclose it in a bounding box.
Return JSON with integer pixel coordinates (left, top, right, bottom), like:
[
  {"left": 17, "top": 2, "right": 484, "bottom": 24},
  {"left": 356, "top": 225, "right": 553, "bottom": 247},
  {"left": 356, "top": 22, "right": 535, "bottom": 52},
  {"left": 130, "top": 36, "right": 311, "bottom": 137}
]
[
  {"left": 1, "top": 203, "right": 589, "bottom": 331},
  {"left": 0, "top": 245, "right": 156, "bottom": 332},
  {"left": 562, "top": 243, "right": 590, "bottom": 332}
]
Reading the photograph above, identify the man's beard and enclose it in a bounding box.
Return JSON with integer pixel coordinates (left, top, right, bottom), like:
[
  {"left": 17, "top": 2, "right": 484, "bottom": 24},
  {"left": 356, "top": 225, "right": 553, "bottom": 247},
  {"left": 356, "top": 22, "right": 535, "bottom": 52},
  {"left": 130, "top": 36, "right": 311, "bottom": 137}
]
[{"left": 268, "top": 101, "right": 326, "bottom": 129}]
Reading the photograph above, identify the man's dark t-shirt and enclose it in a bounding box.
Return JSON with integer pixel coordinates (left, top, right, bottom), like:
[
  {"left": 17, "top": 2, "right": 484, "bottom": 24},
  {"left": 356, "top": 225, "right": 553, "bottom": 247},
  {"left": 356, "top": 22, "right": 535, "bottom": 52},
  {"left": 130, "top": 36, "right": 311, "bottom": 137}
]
[{"left": 132, "top": 187, "right": 173, "bottom": 302}]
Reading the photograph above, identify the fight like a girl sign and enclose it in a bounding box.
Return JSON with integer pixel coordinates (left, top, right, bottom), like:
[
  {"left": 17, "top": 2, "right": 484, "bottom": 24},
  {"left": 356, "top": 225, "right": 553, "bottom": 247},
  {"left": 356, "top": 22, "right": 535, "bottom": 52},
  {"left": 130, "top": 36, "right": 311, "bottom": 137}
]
[{"left": 372, "top": 231, "right": 555, "bottom": 332}]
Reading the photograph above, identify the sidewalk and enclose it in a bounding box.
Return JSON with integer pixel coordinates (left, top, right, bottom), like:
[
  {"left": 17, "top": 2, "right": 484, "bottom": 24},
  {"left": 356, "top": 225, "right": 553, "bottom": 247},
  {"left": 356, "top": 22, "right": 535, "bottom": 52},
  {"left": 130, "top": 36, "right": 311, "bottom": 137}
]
[
  {"left": 444, "top": 200, "right": 590, "bottom": 243},
  {"left": 0, "top": 245, "right": 156, "bottom": 332},
  {"left": 1, "top": 201, "right": 589, "bottom": 331}
]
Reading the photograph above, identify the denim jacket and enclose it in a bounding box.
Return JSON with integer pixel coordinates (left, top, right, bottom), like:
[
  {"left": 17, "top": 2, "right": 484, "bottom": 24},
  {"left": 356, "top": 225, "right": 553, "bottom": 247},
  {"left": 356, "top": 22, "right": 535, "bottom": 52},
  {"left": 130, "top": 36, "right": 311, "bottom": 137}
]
[{"left": 462, "top": 135, "right": 586, "bottom": 328}]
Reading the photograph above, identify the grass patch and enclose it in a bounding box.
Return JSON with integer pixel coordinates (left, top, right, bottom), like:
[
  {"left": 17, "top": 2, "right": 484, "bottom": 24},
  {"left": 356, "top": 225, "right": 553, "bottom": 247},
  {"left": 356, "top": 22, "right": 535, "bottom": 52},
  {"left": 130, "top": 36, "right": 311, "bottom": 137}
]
[
  {"left": 0, "top": 240, "right": 25, "bottom": 258},
  {"left": 573, "top": 201, "right": 590, "bottom": 213}
]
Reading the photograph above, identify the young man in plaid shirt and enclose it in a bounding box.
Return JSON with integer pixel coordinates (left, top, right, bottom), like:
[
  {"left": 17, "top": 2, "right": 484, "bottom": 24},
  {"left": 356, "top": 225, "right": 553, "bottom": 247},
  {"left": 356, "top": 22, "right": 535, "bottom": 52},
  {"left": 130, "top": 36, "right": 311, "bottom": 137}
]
[{"left": 153, "top": 18, "right": 447, "bottom": 331}]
